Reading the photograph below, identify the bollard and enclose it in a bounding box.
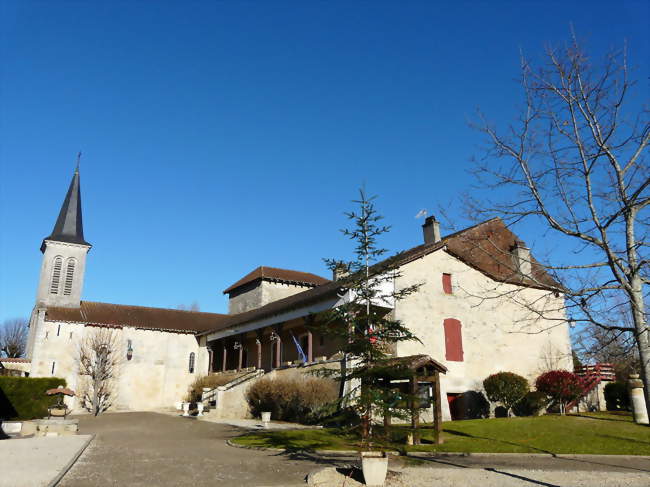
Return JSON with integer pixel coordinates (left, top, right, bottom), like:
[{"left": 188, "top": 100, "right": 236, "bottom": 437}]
[{"left": 628, "top": 374, "right": 649, "bottom": 425}]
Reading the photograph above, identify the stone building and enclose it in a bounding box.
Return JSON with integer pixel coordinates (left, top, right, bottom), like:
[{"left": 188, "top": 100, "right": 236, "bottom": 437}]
[{"left": 25, "top": 167, "right": 573, "bottom": 418}]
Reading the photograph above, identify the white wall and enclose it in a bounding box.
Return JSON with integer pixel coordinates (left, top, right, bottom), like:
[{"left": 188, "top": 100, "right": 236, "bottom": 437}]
[
  {"left": 28, "top": 314, "right": 208, "bottom": 412},
  {"left": 394, "top": 250, "right": 573, "bottom": 419}
]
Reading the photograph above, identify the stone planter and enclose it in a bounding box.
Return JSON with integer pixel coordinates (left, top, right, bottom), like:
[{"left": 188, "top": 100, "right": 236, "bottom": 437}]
[
  {"left": 174, "top": 401, "right": 183, "bottom": 411},
  {"left": 196, "top": 403, "right": 204, "bottom": 416},
  {"left": 261, "top": 411, "right": 271, "bottom": 423},
  {"left": 360, "top": 451, "right": 388, "bottom": 487},
  {"left": 182, "top": 402, "right": 190, "bottom": 417}
]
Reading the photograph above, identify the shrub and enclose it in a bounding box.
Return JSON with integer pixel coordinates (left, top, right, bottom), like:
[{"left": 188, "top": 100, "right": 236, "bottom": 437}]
[
  {"left": 246, "top": 374, "right": 338, "bottom": 424},
  {"left": 604, "top": 381, "right": 630, "bottom": 411},
  {"left": 512, "top": 391, "right": 548, "bottom": 416},
  {"left": 0, "top": 377, "right": 67, "bottom": 420},
  {"left": 483, "top": 372, "right": 529, "bottom": 416},
  {"left": 535, "top": 370, "right": 584, "bottom": 414}
]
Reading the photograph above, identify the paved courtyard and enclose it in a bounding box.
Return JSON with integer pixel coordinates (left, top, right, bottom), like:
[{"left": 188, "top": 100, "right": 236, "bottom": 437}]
[
  {"left": 57, "top": 412, "right": 650, "bottom": 487},
  {"left": 59, "top": 412, "right": 335, "bottom": 487}
]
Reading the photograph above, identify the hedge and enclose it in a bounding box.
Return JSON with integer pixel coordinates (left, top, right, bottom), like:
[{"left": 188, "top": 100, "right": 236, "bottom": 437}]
[{"left": 0, "top": 377, "right": 68, "bottom": 420}]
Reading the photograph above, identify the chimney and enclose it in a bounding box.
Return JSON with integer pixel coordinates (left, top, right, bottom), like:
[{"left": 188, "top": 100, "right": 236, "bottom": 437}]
[
  {"left": 422, "top": 216, "right": 441, "bottom": 244},
  {"left": 511, "top": 240, "right": 532, "bottom": 276},
  {"left": 332, "top": 262, "right": 349, "bottom": 281}
]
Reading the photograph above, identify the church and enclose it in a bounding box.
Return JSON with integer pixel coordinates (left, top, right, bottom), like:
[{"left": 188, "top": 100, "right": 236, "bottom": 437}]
[{"left": 25, "top": 167, "right": 573, "bottom": 420}]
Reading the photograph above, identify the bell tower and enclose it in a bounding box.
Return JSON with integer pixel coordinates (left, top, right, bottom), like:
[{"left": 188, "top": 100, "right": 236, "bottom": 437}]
[{"left": 36, "top": 160, "right": 91, "bottom": 308}]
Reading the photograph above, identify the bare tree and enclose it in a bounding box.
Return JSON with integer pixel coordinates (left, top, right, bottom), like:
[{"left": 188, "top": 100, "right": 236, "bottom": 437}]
[
  {"left": 466, "top": 32, "right": 649, "bottom": 413},
  {"left": 77, "top": 327, "right": 123, "bottom": 415},
  {"left": 0, "top": 318, "right": 28, "bottom": 358}
]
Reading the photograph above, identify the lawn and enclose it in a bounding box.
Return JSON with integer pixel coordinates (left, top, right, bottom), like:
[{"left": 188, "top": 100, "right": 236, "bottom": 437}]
[{"left": 232, "top": 412, "right": 650, "bottom": 455}]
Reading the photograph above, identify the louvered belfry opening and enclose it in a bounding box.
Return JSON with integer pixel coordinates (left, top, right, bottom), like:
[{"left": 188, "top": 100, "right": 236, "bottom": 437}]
[
  {"left": 63, "top": 258, "right": 76, "bottom": 295},
  {"left": 50, "top": 256, "right": 63, "bottom": 294}
]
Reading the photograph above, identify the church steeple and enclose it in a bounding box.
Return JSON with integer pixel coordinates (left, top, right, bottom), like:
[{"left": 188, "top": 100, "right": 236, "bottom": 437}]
[
  {"left": 41, "top": 158, "right": 90, "bottom": 253},
  {"left": 35, "top": 158, "right": 91, "bottom": 308}
]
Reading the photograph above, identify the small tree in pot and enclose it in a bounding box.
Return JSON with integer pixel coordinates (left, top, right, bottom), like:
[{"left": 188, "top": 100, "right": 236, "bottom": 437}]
[{"left": 313, "top": 189, "right": 422, "bottom": 485}]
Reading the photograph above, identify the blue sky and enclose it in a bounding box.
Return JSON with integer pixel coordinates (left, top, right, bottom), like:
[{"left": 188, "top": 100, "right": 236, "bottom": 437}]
[{"left": 1, "top": 1, "right": 648, "bottom": 320}]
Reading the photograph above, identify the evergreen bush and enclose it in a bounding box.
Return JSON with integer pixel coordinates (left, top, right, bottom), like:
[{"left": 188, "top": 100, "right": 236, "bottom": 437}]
[
  {"left": 512, "top": 391, "right": 548, "bottom": 416},
  {"left": 0, "top": 377, "right": 67, "bottom": 420},
  {"left": 483, "top": 372, "right": 529, "bottom": 416},
  {"left": 603, "top": 381, "right": 630, "bottom": 411}
]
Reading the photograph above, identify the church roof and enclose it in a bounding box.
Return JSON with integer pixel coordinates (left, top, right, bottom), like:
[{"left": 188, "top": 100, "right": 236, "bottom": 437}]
[
  {"left": 201, "top": 218, "right": 560, "bottom": 336},
  {"left": 41, "top": 167, "right": 90, "bottom": 252},
  {"left": 223, "top": 266, "right": 329, "bottom": 294},
  {"left": 45, "top": 301, "right": 229, "bottom": 334}
]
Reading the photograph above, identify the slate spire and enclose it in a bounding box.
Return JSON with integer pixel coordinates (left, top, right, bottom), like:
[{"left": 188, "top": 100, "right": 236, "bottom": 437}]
[{"left": 41, "top": 159, "right": 91, "bottom": 252}]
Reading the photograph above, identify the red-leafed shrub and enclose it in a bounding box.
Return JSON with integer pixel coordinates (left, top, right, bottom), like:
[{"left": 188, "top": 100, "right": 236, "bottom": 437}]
[{"left": 535, "top": 370, "right": 585, "bottom": 414}]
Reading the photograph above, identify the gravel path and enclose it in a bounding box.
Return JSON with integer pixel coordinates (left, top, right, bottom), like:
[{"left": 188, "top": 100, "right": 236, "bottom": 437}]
[{"left": 310, "top": 466, "right": 650, "bottom": 487}]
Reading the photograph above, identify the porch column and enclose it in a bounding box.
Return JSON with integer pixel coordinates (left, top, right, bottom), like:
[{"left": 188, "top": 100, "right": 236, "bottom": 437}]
[
  {"left": 222, "top": 341, "right": 227, "bottom": 372},
  {"left": 238, "top": 340, "right": 243, "bottom": 371},
  {"left": 274, "top": 332, "right": 282, "bottom": 369},
  {"left": 256, "top": 338, "right": 262, "bottom": 369},
  {"left": 208, "top": 346, "right": 214, "bottom": 373},
  {"left": 307, "top": 330, "right": 313, "bottom": 363}
]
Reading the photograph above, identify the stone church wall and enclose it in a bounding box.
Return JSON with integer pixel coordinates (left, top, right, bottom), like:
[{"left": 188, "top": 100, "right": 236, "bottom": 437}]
[{"left": 28, "top": 314, "right": 208, "bottom": 412}]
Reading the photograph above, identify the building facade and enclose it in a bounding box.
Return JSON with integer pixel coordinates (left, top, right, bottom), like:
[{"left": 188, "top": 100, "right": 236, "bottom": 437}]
[{"left": 26, "top": 168, "right": 573, "bottom": 418}]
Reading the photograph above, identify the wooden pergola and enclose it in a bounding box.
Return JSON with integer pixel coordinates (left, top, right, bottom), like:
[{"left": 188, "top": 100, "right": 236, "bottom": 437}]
[{"left": 370, "top": 354, "right": 447, "bottom": 445}]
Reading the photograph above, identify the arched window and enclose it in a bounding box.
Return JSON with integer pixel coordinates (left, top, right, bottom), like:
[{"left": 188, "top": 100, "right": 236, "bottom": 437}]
[
  {"left": 188, "top": 352, "right": 195, "bottom": 373},
  {"left": 50, "top": 256, "right": 63, "bottom": 294},
  {"left": 63, "top": 258, "right": 76, "bottom": 296}
]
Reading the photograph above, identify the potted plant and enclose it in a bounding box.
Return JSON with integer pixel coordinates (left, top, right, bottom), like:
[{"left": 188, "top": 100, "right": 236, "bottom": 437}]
[
  {"left": 261, "top": 411, "right": 271, "bottom": 423},
  {"left": 196, "top": 402, "right": 204, "bottom": 416},
  {"left": 182, "top": 401, "right": 191, "bottom": 416}
]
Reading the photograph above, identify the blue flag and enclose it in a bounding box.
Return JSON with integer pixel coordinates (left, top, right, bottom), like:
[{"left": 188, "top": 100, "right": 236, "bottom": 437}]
[{"left": 290, "top": 332, "right": 307, "bottom": 363}]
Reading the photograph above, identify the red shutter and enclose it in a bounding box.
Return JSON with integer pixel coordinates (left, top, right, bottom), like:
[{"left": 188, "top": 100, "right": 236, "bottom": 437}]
[
  {"left": 443, "top": 318, "right": 463, "bottom": 361},
  {"left": 442, "top": 273, "right": 453, "bottom": 294}
]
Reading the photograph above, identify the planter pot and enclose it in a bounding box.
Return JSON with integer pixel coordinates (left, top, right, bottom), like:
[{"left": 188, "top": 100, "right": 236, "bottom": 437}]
[
  {"left": 361, "top": 451, "right": 388, "bottom": 487},
  {"left": 174, "top": 401, "right": 183, "bottom": 411},
  {"left": 196, "top": 403, "right": 204, "bottom": 416},
  {"left": 182, "top": 402, "right": 190, "bottom": 417},
  {"left": 261, "top": 411, "right": 271, "bottom": 423}
]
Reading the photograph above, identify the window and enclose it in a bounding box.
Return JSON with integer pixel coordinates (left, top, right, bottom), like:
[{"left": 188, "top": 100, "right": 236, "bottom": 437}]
[
  {"left": 50, "top": 256, "right": 63, "bottom": 294},
  {"left": 188, "top": 352, "right": 195, "bottom": 373},
  {"left": 443, "top": 318, "right": 463, "bottom": 362},
  {"left": 442, "top": 273, "right": 453, "bottom": 294},
  {"left": 63, "top": 258, "right": 76, "bottom": 295}
]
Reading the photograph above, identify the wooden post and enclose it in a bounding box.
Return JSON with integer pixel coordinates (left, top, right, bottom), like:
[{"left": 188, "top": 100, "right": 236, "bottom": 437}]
[
  {"left": 434, "top": 371, "right": 443, "bottom": 445},
  {"left": 411, "top": 375, "right": 420, "bottom": 445},
  {"left": 307, "top": 330, "right": 313, "bottom": 363},
  {"left": 222, "top": 341, "right": 227, "bottom": 372},
  {"left": 256, "top": 338, "right": 262, "bottom": 370}
]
